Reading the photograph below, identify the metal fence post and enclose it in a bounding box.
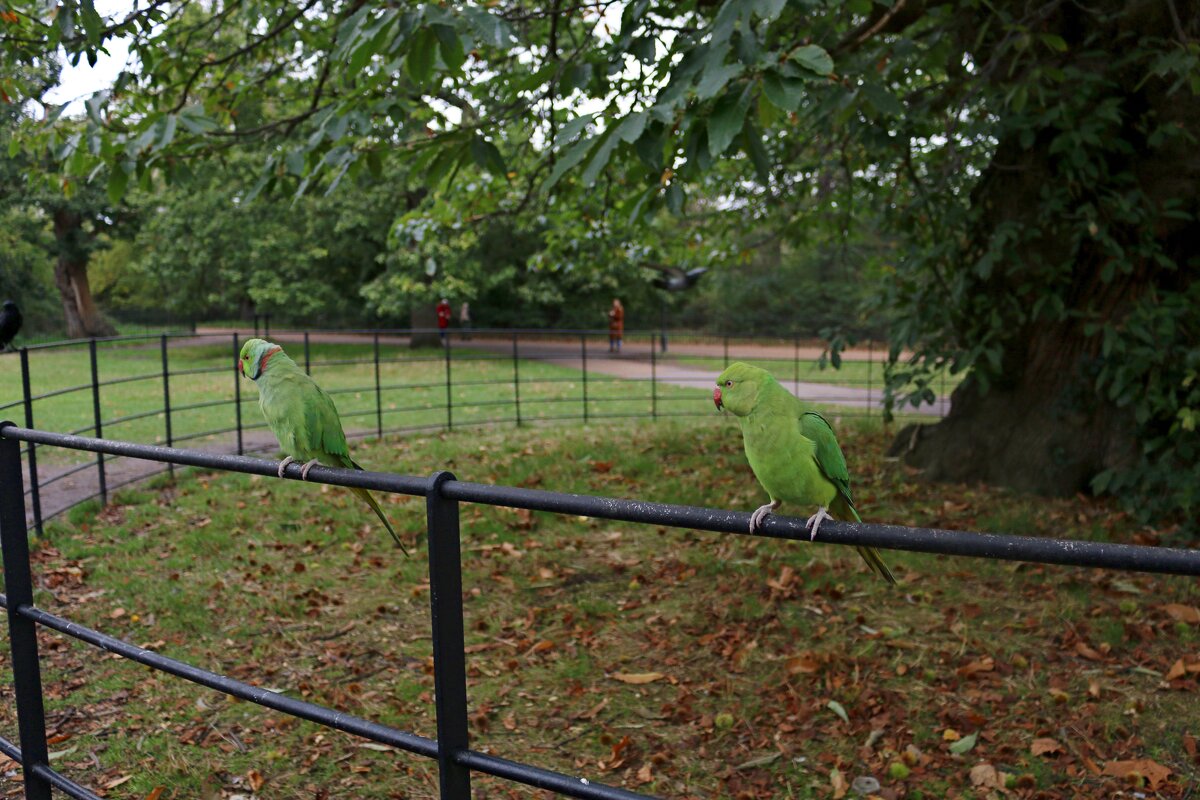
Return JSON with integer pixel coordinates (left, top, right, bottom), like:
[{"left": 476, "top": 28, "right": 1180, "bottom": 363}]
[
  {"left": 580, "top": 334, "right": 589, "bottom": 423},
  {"left": 233, "top": 333, "right": 243, "bottom": 455},
  {"left": 723, "top": 334, "right": 729, "bottom": 366},
  {"left": 512, "top": 334, "right": 522, "bottom": 427},
  {"left": 0, "top": 432, "right": 53, "bottom": 800},
  {"left": 794, "top": 335, "right": 800, "bottom": 396},
  {"left": 650, "top": 334, "right": 657, "bottom": 419},
  {"left": 426, "top": 471, "right": 471, "bottom": 800},
  {"left": 866, "top": 340, "right": 873, "bottom": 419},
  {"left": 19, "top": 349, "right": 42, "bottom": 537},
  {"left": 374, "top": 332, "right": 383, "bottom": 437},
  {"left": 89, "top": 339, "right": 107, "bottom": 505},
  {"left": 445, "top": 333, "right": 453, "bottom": 432},
  {"left": 161, "top": 335, "right": 174, "bottom": 479},
  {"left": 304, "top": 331, "right": 311, "bottom": 376}
]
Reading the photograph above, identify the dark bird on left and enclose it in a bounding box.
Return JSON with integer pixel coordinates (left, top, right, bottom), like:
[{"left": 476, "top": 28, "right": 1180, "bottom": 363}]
[{"left": 0, "top": 301, "right": 22, "bottom": 351}]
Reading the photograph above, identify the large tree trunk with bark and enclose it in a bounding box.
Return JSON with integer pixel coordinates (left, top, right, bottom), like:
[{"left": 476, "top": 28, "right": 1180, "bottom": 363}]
[
  {"left": 52, "top": 208, "right": 116, "bottom": 339},
  {"left": 409, "top": 305, "right": 441, "bottom": 348},
  {"left": 889, "top": 2, "right": 1199, "bottom": 496}
]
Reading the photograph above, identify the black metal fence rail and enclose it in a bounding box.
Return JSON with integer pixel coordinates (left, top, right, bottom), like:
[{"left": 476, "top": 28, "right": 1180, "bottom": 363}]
[
  {"left": 2, "top": 425, "right": 1199, "bottom": 799},
  {"left": 3, "top": 326, "right": 945, "bottom": 536}
]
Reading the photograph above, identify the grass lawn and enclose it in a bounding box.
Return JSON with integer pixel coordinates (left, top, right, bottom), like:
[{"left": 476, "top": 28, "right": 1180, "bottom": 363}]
[
  {"left": 0, "top": 339, "right": 710, "bottom": 471},
  {"left": 0, "top": 417, "right": 1195, "bottom": 799}
]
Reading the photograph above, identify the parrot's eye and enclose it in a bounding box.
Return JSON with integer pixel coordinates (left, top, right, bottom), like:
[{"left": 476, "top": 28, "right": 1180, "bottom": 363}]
[{"left": 725, "top": 380, "right": 733, "bottom": 387}]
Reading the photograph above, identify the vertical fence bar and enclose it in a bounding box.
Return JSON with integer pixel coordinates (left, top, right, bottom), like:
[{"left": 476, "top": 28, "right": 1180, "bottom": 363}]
[
  {"left": 580, "top": 334, "right": 589, "bottom": 423},
  {"left": 19, "top": 349, "right": 42, "bottom": 537},
  {"left": 304, "top": 331, "right": 311, "bottom": 375},
  {"left": 512, "top": 334, "right": 522, "bottom": 427},
  {"left": 650, "top": 333, "right": 657, "bottom": 419},
  {"left": 161, "top": 335, "right": 174, "bottom": 479},
  {"left": 866, "top": 340, "right": 874, "bottom": 420},
  {"left": 793, "top": 335, "right": 800, "bottom": 396},
  {"left": 233, "top": 333, "right": 243, "bottom": 456},
  {"left": 426, "top": 471, "right": 471, "bottom": 800},
  {"left": 940, "top": 363, "right": 948, "bottom": 417},
  {"left": 0, "top": 433, "right": 53, "bottom": 800},
  {"left": 89, "top": 339, "right": 107, "bottom": 505},
  {"left": 374, "top": 332, "right": 383, "bottom": 437},
  {"left": 445, "top": 333, "right": 453, "bottom": 432},
  {"left": 264, "top": 313, "right": 270, "bottom": 338},
  {"left": 723, "top": 334, "right": 729, "bottom": 366},
  {"left": 253, "top": 314, "right": 259, "bottom": 337}
]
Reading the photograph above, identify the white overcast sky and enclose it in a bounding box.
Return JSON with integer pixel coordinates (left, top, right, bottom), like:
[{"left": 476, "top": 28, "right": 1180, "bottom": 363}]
[{"left": 43, "top": 0, "right": 135, "bottom": 113}]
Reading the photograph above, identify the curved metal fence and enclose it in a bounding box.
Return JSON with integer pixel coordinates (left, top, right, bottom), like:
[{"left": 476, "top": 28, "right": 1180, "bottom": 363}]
[
  {"left": 1, "top": 426, "right": 1197, "bottom": 799},
  {"left": 0, "top": 326, "right": 950, "bottom": 534}
]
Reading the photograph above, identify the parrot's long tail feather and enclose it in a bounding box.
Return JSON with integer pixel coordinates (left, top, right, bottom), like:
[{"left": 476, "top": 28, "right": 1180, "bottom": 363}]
[
  {"left": 350, "top": 486, "right": 410, "bottom": 556},
  {"left": 855, "top": 546, "right": 897, "bottom": 584},
  {"left": 844, "top": 502, "right": 897, "bottom": 585}
]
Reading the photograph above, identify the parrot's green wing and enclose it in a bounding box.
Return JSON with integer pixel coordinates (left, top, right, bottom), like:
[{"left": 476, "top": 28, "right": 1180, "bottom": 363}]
[
  {"left": 304, "top": 383, "right": 352, "bottom": 461},
  {"left": 799, "top": 411, "right": 896, "bottom": 584},
  {"left": 798, "top": 412, "right": 853, "bottom": 505}
]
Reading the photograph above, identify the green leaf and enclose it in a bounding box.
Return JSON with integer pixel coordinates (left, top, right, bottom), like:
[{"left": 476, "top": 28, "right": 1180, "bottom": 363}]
[
  {"left": 791, "top": 44, "right": 834, "bottom": 76},
  {"left": 949, "top": 733, "right": 978, "bottom": 754},
  {"left": 545, "top": 135, "right": 597, "bottom": 189},
  {"left": 406, "top": 27, "right": 438, "bottom": 83},
  {"left": 435, "top": 24, "right": 466, "bottom": 74},
  {"left": 153, "top": 114, "right": 177, "bottom": 152},
  {"left": 826, "top": 700, "right": 850, "bottom": 724},
  {"left": 580, "top": 128, "right": 620, "bottom": 186},
  {"left": 665, "top": 182, "right": 685, "bottom": 215},
  {"left": 554, "top": 113, "right": 596, "bottom": 147},
  {"left": 616, "top": 111, "right": 648, "bottom": 143},
  {"left": 462, "top": 5, "right": 516, "bottom": 49},
  {"left": 762, "top": 71, "right": 804, "bottom": 111},
  {"left": 469, "top": 135, "right": 507, "bottom": 176},
  {"left": 695, "top": 63, "right": 743, "bottom": 100},
  {"left": 634, "top": 123, "right": 665, "bottom": 170},
  {"left": 741, "top": 123, "right": 770, "bottom": 183},
  {"left": 707, "top": 85, "right": 753, "bottom": 158},
  {"left": 861, "top": 82, "right": 905, "bottom": 116},
  {"left": 751, "top": 0, "right": 787, "bottom": 20},
  {"left": 178, "top": 105, "right": 218, "bottom": 134},
  {"left": 107, "top": 164, "right": 129, "bottom": 204},
  {"left": 1040, "top": 33, "right": 1068, "bottom": 52},
  {"left": 560, "top": 63, "right": 593, "bottom": 95}
]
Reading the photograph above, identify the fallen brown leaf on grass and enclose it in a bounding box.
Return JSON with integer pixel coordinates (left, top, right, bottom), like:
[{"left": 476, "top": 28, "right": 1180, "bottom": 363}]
[
  {"left": 785, "top": 652, "right": 821, "bottom": 674},
  {"left": 611, "top": 672, "right": 665, "bottom": 684},
  {"left": 956, "top": 656, "right": 994, "bottom": 678},
  {"left": 1163, "top": 603, "right": 1200, "bottom": 624},
  {"left": 829, "top": 766, "right": 848, "bottom": 800},
  {"left": 1102, "top": 758, "right": 1171, "bottom": 789},
  {"left": 968, "top": 763, "right": 1007, "bottom": 789},
  {"left": 1031, "top": 738, "right": 1064, "bottom": 756}
]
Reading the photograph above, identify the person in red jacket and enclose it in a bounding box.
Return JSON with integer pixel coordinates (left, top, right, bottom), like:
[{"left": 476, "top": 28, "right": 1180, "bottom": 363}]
[{"left": 436, "top": 298, "right": 452, "bottom": 343}]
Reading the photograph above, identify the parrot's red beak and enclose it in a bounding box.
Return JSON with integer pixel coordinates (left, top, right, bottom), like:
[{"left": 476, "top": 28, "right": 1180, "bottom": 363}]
[
  {"left": 236, "top": 358, "right": 242, "bottom": 376},
  {"left": 713, "top": 387, "right": 723, "bottom": 410}
]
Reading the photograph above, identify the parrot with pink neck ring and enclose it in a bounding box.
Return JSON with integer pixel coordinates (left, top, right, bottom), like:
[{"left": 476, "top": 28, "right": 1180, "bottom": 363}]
[
  {"left": 238, "top": 338, "right": 407, "bottom": 554},
  {"left": 714, "top": 362, "right": 894, "bottom": 584}
]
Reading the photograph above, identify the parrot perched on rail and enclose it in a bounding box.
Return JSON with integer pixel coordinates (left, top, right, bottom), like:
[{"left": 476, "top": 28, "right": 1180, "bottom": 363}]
[
  {"left": 713, "top": 362, "right": 895, "bottom": 584},
  {"left": 237, "top": 338, "right": 408, "bottom": 554}
]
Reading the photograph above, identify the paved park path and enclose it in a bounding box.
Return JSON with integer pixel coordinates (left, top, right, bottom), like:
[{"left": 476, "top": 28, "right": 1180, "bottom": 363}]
[{"left": 22, "top": 330, "right": 948, "bottom": 528}]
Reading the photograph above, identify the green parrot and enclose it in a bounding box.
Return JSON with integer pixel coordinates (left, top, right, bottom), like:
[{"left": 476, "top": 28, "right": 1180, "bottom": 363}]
[
  {"left": 713, "top": 362, "right": 895, "bottom": 584},
  {"left": 237, "top": 338, "right": 408, "bottom": 555}
]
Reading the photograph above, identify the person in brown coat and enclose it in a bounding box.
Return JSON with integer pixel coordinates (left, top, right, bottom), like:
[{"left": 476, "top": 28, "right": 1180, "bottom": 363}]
[{"left": 608, "top": 298, "right": 624, "bottom": 353}]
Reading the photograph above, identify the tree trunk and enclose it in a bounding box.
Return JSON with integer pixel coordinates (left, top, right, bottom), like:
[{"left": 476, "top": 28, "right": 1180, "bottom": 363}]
[
  {"left": 52, "top": 208, "right": 116, "bottom": 339},
  {"left": 409, "top": 304, "right": 441, "bottom": 348},
  {"left": 889, "top": 2, "right": 1199, "bottom": 496}
]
